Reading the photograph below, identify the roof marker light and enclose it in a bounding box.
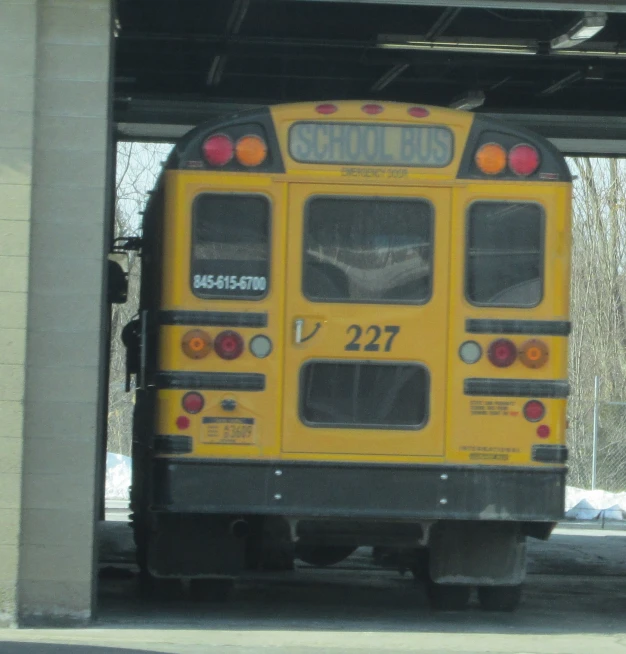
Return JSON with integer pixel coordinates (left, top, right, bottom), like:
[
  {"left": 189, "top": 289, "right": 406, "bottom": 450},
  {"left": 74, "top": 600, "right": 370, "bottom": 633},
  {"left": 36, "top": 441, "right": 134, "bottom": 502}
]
[
  {"left": 408, "top": 106, "right": 430, "bottom": 118},
  {"left": 362, "top": 103, "right": 384, "bottom": 115},
  {"left": 315, "top": 103, "right": 338, "bottom": 115}
]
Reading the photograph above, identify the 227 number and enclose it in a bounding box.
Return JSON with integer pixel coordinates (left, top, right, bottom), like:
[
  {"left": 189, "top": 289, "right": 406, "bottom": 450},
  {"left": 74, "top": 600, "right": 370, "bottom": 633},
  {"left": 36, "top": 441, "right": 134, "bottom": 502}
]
[{"left": 345, "top": 325, "right": 400, "bottom": 352}]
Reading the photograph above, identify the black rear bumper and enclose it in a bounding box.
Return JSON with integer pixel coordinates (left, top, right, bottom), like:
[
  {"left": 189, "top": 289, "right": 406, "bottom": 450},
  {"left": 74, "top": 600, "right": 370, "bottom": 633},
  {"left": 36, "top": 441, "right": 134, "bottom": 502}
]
[{"left": 150, "top": 458, "right": 566, "bottom": 522}]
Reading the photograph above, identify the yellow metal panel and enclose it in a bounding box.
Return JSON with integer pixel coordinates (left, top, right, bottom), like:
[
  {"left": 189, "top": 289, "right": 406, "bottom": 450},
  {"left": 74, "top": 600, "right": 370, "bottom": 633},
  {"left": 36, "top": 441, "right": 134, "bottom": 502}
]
[
  {"left": 152, "top": 111, "right": 571, "bottom": 472},
  {"left": 155, "top": 172, "right": 288, "bottom": 459},
  {"left": 445, "top": 183, "right": 572, "bottom": 467},
  {"left": 281, "top": 182, "right": 452, "bottom": 459}
]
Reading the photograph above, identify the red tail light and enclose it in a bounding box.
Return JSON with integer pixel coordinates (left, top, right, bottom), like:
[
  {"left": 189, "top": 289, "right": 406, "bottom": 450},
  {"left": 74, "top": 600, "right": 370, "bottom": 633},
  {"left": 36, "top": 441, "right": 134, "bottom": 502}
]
[
  {"left": 487, "top": 339, "right": 517, "bottom": 367},
  {"left": 537, "top": 424, "right": 550, "bottom": 438},
  {"left": 508, "top": 144, "right": 540, "bottom": 176},
  {"left": 202, "top": 134, "right": 234, "bottom": 166},
  {"left": 214, "top": 330, "right": 244, "bottom": 360},
  {"left": 524, "top": 400, "right": 546, "bottom": 422},
  {"left": 182, "top": 392, "right": 204, "bottom": 414},
  {"left": 176, "top": 416, "right": 190, "bottom": 429}
]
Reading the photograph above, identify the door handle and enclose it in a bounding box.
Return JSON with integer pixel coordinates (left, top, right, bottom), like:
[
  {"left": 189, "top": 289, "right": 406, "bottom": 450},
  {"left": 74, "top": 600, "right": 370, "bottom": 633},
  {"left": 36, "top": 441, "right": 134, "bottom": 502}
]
[
  {"left": 294, "top": 318, "right": 323, "bottom": 344},
  {"left": 294, "top": 319, "right": 304, "bottom": 344}
]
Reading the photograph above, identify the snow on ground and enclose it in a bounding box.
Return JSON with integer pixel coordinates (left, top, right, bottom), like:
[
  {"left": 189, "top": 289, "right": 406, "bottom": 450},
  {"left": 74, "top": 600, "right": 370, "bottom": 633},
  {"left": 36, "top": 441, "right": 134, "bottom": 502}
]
[
  {"left": 566, "top": 486, "right": 626, "bottom": 521},
  {"left": 106, "top": 452, "right": 131, "bottom": 501}
]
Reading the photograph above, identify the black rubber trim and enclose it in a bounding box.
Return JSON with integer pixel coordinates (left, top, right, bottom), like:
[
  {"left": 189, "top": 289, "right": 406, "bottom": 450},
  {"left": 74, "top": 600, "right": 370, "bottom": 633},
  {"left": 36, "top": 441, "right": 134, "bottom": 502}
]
[
  {"left": 457, "top": 114, "right": 572, "bottom": 182},
  {"left": 167, "top": 107, "right": 285, "bottom": 173},
  {"left": 155, "top": 371, "right": 265, "bottom": 391},
  {"left": 464, "top": 378, "right": 569, "bottom": 398},
  {"left": 158, "top": 310, "right": 268, "bottom": 328},
  {"left": 532, "top": 445, "right": 568, "bottom": 464},
  {"left": 154, "top": 435, "right": 193, "bottom": 455},
  {"left": 149, "top": 459, "right": 566, "bottom": 521},
  {"left": 466, "top": 319, "right": 571, "bottom": 336}
]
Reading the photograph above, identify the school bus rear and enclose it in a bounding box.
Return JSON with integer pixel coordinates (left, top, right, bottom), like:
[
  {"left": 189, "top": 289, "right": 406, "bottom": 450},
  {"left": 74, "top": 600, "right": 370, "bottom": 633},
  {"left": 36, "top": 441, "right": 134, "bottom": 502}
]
[{"left": 130, "top": 101, "right": 571, "bottom": 609}]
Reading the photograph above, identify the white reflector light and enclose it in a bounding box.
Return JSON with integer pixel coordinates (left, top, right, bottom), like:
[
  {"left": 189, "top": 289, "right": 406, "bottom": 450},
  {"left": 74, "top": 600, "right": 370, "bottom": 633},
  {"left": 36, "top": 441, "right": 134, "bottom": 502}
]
[
  {"left": 459, "top": 340, "right": 482, "bottom": 364},
  {"left": 250, "top": 335, "right": 272, "bottom": 359}
]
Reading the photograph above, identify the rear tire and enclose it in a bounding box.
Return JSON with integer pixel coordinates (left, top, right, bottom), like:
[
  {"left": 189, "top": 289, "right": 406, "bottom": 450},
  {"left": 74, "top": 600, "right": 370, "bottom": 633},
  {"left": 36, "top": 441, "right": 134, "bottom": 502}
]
[
  {"left": 478, "top": 585, "right": 522, "bottom": 612},
  {"left": 137, "top": 569, "right": 181, "bottom": 600},
  {"left": 426, "top": 580, "right": 471, "bottom": 611},
  {"left": 410, "top": 548, "right": 430, "bottom": 581},
  {"left": 295, "top": 544, "right": 357, "bottom": 567}
]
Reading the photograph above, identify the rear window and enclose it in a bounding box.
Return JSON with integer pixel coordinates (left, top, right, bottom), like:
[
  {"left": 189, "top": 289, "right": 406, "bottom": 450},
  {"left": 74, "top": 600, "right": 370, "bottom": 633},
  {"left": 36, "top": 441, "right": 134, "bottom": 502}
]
[
  {"left": 466, "top": 202, "right": 543, "bottom": 307},
  {"left": 301, "top": 361, "right": 429, "bottom": 429},
  {"left": 191, "top": 194, "right": 270, "bottom": 299},
  {"left": 303, "top": 197, "right": 433, "bottom": 304}
]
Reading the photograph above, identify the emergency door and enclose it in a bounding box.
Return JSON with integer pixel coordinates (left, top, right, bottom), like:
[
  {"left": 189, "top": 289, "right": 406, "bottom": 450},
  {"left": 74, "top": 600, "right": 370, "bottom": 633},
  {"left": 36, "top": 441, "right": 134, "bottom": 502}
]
[{"left": 282, "top": 183, "right": 451, "bottom": 458}]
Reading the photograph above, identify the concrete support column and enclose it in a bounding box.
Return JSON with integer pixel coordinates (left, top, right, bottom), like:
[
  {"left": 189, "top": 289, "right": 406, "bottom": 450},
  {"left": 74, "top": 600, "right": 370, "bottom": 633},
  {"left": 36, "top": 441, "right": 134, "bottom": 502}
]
[
  {"left": 0, "top": 0, "right": 112, "bottom": 626},
  {"left": 0, "top": 0, "right": 37, "bottom": 628}
]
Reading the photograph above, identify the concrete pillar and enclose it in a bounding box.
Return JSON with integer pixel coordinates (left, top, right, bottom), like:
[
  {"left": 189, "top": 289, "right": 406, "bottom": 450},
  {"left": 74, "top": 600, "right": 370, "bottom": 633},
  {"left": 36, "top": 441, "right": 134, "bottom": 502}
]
[
  {"left": 0, "top": 0, "right": 112, "bottom": 626},
  {"left": 0, "top": 0, "right": 37, "bottom": 628}
]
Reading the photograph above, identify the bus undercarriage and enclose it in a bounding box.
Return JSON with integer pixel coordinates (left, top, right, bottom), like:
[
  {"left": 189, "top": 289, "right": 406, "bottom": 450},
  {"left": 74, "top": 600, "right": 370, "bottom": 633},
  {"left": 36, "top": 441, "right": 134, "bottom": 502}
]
[{"left": 131, "top": 405, "right": 564, "bottom": 612}]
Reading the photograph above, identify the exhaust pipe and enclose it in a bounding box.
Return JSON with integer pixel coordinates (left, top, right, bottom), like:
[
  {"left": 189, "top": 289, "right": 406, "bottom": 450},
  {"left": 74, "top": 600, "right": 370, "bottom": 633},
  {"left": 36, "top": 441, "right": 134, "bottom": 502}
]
[{"left": 229, "top": 519, "right": 249, "bottom": 539}]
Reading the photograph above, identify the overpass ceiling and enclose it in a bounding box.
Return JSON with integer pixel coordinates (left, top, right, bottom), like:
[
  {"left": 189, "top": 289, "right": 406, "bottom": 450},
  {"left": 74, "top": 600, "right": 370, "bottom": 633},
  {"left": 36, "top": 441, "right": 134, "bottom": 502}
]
[{"left": 114, "top": 0, "right": 626, "bottom": 138}]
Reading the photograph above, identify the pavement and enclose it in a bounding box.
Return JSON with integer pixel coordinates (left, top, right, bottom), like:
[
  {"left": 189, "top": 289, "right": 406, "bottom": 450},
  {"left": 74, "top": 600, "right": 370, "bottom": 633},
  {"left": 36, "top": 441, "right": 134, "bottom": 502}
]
[{"left": 3, "top": 523, "right": 626, "bottom": 653}]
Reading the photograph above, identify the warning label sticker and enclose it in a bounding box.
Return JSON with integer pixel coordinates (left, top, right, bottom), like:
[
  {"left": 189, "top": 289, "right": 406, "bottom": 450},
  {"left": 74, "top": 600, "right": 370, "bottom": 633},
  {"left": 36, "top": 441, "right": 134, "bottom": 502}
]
[{"left": 469, "top": 399, "right": 519, "bottom": 417}]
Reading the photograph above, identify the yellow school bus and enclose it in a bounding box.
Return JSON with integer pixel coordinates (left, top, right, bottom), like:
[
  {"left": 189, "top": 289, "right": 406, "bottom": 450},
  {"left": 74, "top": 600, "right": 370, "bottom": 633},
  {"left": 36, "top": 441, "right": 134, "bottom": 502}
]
[{"left": 124, "top": 101, "right": 571, "bottom": 611}]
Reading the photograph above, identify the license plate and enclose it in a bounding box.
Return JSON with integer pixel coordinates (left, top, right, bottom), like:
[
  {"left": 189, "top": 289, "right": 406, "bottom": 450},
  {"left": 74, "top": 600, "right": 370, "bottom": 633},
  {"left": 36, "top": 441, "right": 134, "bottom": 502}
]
[{"left": 201, "top": 417, "right": 255, "bottom": 445}]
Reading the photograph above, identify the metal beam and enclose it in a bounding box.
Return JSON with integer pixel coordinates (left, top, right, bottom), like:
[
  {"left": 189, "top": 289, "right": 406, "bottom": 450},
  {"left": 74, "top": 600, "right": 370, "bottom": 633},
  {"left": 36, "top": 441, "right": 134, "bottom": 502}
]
[
  {"left": 116, "top": 120, "right": 626, "bottom": 155},
  {"left": 485, "top": 111, "right": 626, "bottom": 141},
  {"left": 286, "top": 0, "right": 626, "bottom": 12},
  {"left": 226, "top": 0, "right": 250, "bottom": 35},
  {"left": 550, "top": 138, "right": 626, "bottom": 155},
  {"left": 114, "top": 99, "right": 626, "bottom": 154},
  {"left": 540, "top": 70, "right": 583, "bottom": 94},
  {"left": 425, "top": 7, "right": 462, "bottom": 41},
  {"left": 116, "top": 113, "right": 626, "bottom": 158},
  {"left": 207, "top": 0, "right": 250, "bottom": 87},
  {"left": 370, "top": 62, "right": 410, "bottom": 91}
]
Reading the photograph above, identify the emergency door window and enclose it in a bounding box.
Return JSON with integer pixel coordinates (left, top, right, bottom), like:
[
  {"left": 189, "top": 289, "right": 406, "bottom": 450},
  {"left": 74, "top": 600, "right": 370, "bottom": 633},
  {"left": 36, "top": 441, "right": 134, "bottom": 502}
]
[
  {"left": 303, "top": 197, "right": 433, "bottom": 304},
  {"left": 301, "top": 361, "right": 429, "bottom": 429}
]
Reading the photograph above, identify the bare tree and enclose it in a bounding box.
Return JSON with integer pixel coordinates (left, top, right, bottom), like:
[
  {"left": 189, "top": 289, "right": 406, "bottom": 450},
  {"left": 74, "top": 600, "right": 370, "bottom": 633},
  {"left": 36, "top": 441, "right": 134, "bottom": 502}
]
[
  {"left": 568, "top": 158, "right": 626, "bottom": 490},
  {"left": 107, "top": 142, "right": 172, "bottom": 456}
]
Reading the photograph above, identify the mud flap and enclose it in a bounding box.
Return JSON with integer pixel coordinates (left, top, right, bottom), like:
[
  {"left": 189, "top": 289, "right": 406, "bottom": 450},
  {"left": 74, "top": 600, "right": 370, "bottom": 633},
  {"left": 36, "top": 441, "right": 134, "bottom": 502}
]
[
  {"left": 429, "top": 521, "right": 526, "bottom": 586},
  {"left": 147, "top": 514, "right": 246, "bottom": 578}
]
